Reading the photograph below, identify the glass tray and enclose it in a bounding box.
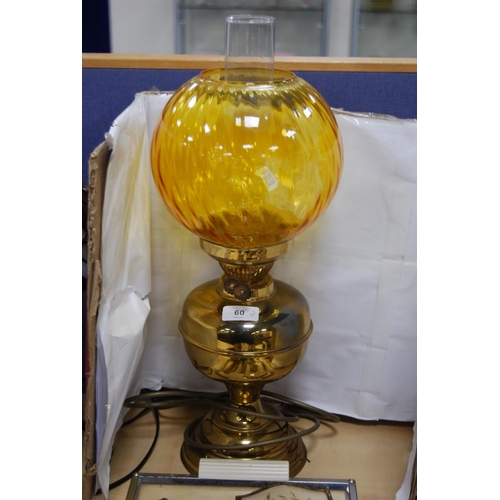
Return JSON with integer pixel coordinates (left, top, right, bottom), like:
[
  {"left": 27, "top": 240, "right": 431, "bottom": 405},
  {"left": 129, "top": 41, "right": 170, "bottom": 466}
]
[{"left": 125, "top": 473, "right": 358, "bottom": 500}]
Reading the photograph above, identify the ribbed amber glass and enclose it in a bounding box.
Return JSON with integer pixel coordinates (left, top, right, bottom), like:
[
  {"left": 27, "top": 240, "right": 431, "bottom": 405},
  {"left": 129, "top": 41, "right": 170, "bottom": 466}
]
[{"left": 151, "top": 68, "right": 343, "bottom": 248}]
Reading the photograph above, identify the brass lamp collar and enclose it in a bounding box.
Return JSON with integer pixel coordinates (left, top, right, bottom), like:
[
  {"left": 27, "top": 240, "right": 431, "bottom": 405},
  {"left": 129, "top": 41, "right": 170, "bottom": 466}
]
[
  {"left": 200, "top": 239, "right": 294, "bottom": 265},
  {"left": 200, "top": 239, "right": 294, "bottom": 301}
]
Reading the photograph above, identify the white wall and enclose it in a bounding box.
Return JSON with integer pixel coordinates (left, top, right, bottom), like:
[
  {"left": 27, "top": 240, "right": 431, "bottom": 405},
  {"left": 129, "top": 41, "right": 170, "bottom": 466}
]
[
  {"left": 109, "top": 0, "right": 176, "bottom": 54},
  {"left": 327, "top": 0, "right": 355, "bottom": 56},
  {"left": 109, "top": 0, "right": 355, "bottom": 56}
]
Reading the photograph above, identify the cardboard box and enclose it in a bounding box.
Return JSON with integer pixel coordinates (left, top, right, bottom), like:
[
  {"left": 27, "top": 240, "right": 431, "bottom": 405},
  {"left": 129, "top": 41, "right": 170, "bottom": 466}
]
[{"left": 83, "top": 142, "right": 110, "bottom": 500}]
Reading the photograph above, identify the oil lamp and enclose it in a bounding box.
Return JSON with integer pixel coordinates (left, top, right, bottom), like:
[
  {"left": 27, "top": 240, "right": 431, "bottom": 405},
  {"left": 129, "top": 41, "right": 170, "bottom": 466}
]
[{"left": 151, "top": 15, "right": 343, "bottom": 476}]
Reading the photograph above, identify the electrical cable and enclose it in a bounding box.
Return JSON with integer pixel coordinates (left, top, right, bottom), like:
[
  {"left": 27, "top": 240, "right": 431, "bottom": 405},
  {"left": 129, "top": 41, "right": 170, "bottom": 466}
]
[
  {"left": 99, "top": 388, "right": 339, "bottom": 494},
  {"left": 94, "top": 407, "right": 160, "bottom": 496},
  {"left": 261, "top": 389, "right": 341, "bottom": 423},
  {"left": 182, "top": 412, "right": 321, "bottom": 451},
  {"left": 124, "top": 388, "right": 339, "bottom": 452},
  {"left": 126, "top": 390, "right": 300, "bottom": 423},
  {"left": 124, "top": 388, "right": 340, "bottom": 424},
  {"left": 122, "top": 407, "right": 153, "bottom": 426}
]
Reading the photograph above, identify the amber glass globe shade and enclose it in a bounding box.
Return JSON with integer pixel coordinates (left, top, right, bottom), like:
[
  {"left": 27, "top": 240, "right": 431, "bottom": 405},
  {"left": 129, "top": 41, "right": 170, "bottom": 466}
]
[{"left": 151, "top": 68, "right": 343, "bottom": 249}]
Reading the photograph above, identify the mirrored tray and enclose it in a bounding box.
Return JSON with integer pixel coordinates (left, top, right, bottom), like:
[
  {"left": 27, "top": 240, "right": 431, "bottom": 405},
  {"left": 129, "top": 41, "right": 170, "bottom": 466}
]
[{"left": 125, "top": 473, "right": 358, "bottom": 500}]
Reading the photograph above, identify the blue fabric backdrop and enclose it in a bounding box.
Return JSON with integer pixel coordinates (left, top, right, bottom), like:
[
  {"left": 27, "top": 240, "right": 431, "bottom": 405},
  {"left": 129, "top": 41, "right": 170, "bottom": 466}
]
[{"left": 82, "top": 68, "right": 416, "bottom": 184}]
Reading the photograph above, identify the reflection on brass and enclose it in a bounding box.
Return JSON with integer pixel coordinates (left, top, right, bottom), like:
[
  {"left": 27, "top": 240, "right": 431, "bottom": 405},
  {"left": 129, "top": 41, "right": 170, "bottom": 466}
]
[{"left": 178, "top": 240, "right": 312, "bottom": 476}]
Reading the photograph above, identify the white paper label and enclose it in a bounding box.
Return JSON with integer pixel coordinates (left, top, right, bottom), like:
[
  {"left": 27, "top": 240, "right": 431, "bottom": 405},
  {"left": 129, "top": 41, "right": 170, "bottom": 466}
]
[
  {"left": 222, "top": 305, "right": 260, "bottom": 322},
  {"left": 257, "top": 166, "right": 278, "bottom": 191}
]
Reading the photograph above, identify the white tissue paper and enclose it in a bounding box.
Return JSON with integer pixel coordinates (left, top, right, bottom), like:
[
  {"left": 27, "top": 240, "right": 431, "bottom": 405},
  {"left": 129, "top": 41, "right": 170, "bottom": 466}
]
[{"left": 94, "top": 91, "right": 417, "bottom": 498}]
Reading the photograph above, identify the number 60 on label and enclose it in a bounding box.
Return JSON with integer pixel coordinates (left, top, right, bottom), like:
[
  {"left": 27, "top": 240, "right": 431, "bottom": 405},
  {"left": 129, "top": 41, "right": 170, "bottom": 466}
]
[{"left": 222, "top": 305, "right": 260, "bottom": 322}]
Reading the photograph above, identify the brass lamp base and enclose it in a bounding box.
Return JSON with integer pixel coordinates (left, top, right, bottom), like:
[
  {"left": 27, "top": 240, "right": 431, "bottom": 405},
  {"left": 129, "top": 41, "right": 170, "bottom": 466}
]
[
  {"left": 181, "top": 400, "right": 307, "bottom": 476},
  {"left": 178, "top": 240, "right": 312, "bottom": 476}
]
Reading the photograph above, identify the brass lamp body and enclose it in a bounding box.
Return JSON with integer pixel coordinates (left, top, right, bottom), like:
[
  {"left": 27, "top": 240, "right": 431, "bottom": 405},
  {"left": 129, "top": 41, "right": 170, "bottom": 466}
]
[
  {"left": 179, "top": 240, "right": 311, "bottom": 475},
  {"left": 151, "top": 61, "right": 342, "bottom": 475}
]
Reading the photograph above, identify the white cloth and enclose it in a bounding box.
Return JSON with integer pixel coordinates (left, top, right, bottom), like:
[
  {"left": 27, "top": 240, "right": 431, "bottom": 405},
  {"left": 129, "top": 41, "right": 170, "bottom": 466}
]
[{"left": 95, "top": 92, "right": 417, "bottom": 498}]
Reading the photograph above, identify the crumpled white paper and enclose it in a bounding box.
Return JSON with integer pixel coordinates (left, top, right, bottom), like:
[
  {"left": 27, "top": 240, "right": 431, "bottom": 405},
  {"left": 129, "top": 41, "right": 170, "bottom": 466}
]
[
  {"left": 95, "top": 92, "right": 165, "bottom": 497},
  {"left": 94, "top": 92, "right": 417, "bottom": 498}
]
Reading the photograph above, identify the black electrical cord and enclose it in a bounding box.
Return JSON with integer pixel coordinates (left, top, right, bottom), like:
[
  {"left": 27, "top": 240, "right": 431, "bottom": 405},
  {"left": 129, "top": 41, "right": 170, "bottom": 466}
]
[
  {"left": 122, "top": 407, "right": 152, "bottom": 426},
  {"left": 94, "top": 407, "right": 160, "bottom": 496},
  {"left": 126, "top": 390, "right": 299, "bottom": 423},
  {"left": 261, "top": 390, "right": 340, "bottom": 423},
  {"left": 182, "top": 412, "right": 321, "bottom": 451},
  {"left": 124, "top": 388, "right": 340, "bottom": 424},
  {"left": 99, "top": 388, "right": 339, "bottom": 495}
]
